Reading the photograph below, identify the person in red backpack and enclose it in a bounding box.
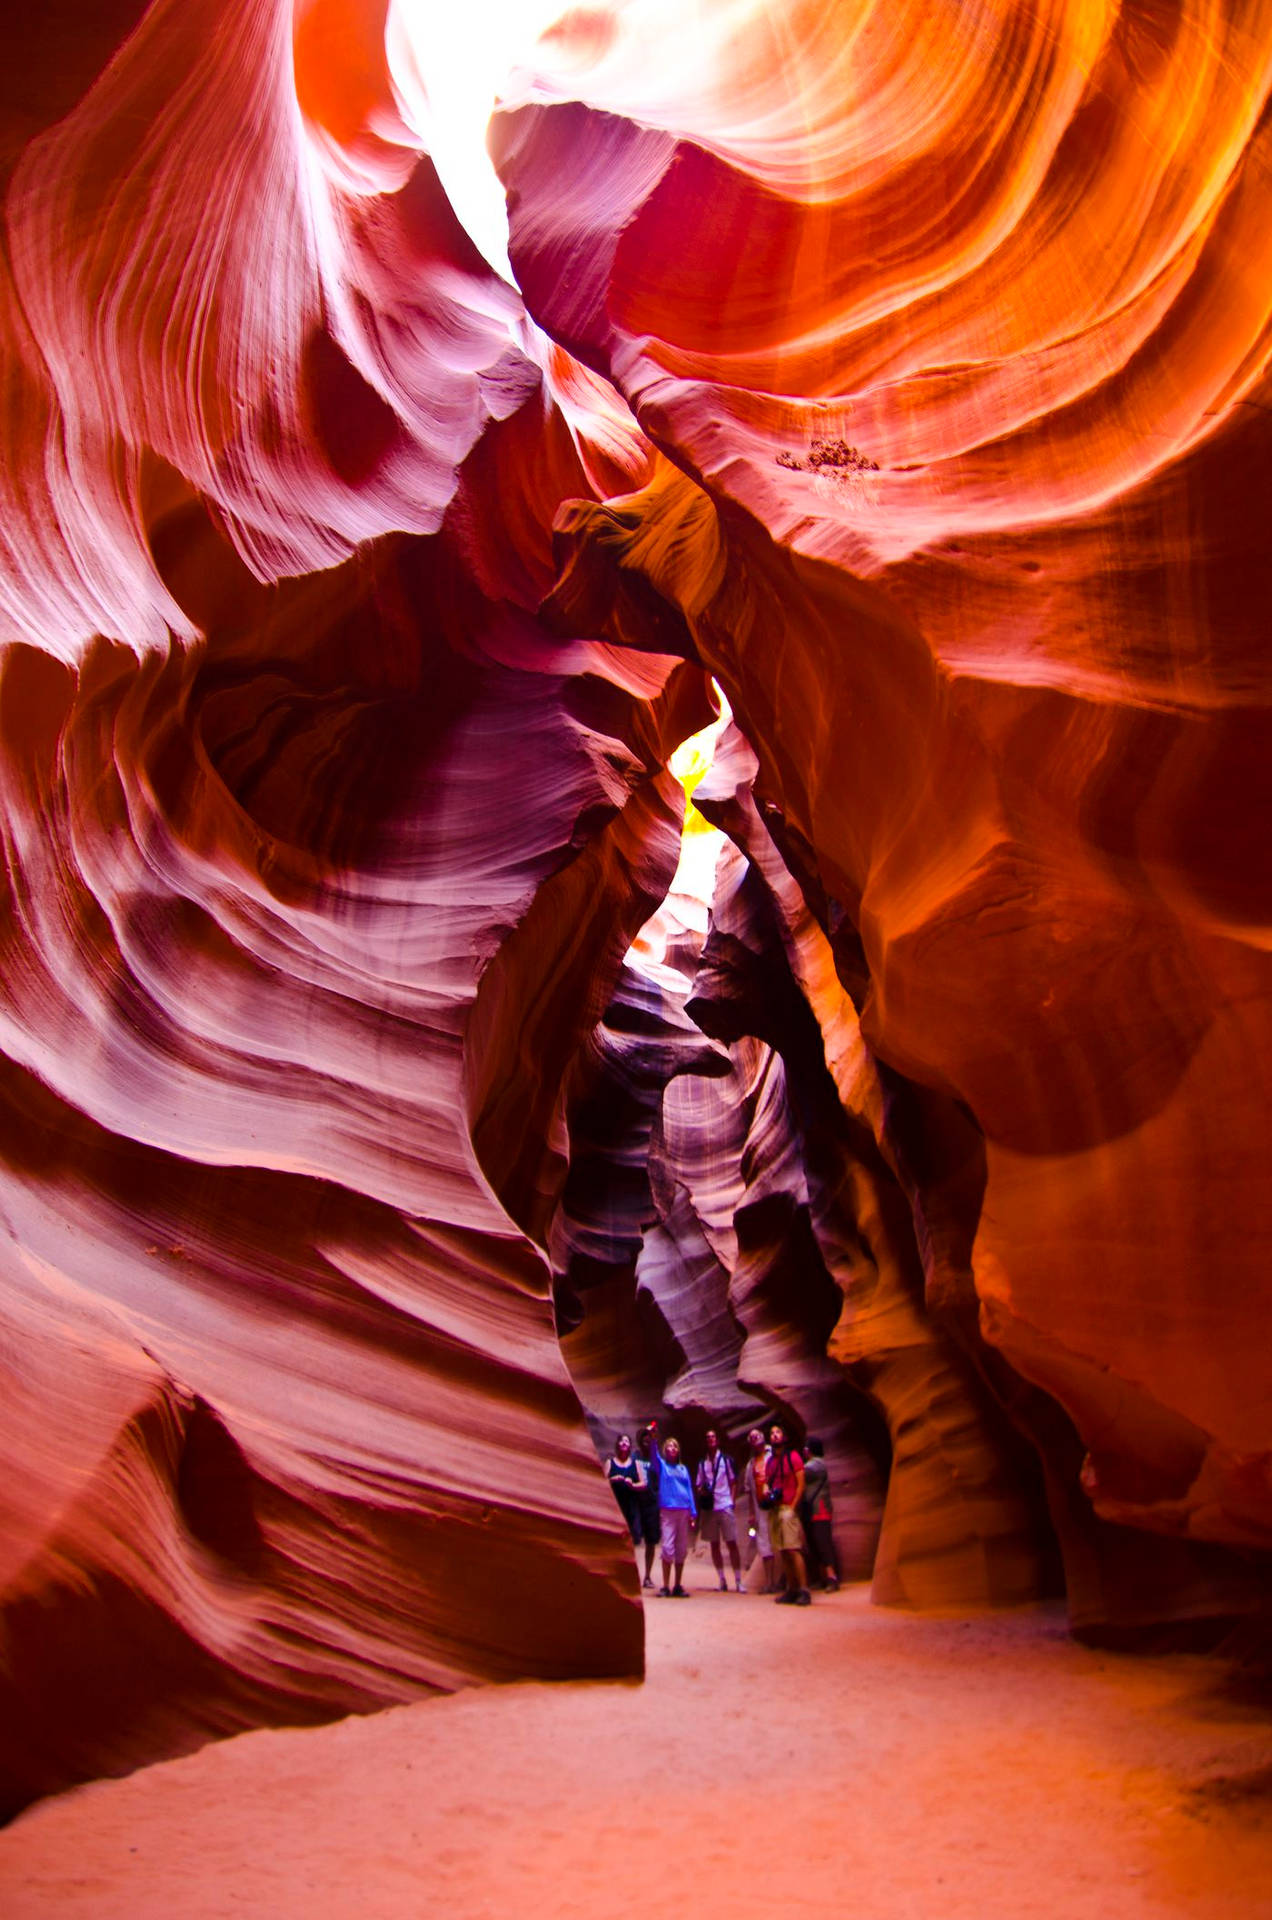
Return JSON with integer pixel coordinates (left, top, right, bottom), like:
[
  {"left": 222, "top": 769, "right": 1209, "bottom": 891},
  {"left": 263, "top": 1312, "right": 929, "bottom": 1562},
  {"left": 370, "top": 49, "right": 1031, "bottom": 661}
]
[{"left": 759, "top": 1422, "right": 811, "bottom": 1605}]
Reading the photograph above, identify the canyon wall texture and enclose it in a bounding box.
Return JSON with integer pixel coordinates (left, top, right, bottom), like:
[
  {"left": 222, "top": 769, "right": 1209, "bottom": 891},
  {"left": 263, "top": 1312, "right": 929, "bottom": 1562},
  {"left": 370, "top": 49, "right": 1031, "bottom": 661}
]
[{"left": 1, "top": 0, "right": 1270, "bottom": 1815}]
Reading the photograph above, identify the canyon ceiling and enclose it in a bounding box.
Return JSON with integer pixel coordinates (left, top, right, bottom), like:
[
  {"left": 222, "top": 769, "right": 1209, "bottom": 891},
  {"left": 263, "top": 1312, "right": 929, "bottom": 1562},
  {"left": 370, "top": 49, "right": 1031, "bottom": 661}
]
[{"left": 1, "top": 0, "right": 1269, "bottom": 1817}]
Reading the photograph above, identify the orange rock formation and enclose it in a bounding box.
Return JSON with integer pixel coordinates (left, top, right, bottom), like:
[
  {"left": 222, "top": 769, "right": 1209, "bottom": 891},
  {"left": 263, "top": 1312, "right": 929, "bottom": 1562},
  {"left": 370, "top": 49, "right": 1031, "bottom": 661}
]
[{"left": 0, "top": 0, "right": 1268, "bottom": 1816}]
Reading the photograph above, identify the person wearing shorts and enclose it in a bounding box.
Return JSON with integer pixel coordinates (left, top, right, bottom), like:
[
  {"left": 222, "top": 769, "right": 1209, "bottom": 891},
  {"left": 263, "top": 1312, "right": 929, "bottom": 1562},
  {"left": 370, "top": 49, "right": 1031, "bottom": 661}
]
[
  {"left": 655, "top": 1436, "right": 696, "bottom": 1596},
  {"left": 695, "top": 1428, "right": 744, "bottom": 1592},
  {"left": 743, "top": 1428, "right": 778, "bottom": 1591},
  {"left": 760, "top": 1423, "right": 811, "bottom": 1606}
]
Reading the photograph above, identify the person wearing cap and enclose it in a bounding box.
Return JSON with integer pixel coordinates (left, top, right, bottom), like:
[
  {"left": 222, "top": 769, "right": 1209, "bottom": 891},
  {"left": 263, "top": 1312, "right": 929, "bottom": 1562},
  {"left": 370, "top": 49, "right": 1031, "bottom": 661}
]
[
  {"left": 655, "top": 1435, "right": 697, "bottom": 1596},
  {"left": 759, "top": 1422, "right": 811, "bottom": 1605},
  {"left": 742, "top": 1426, "right": 778, "bottom": 1592},
  {"left": 633, "top": 1422, "right": 662, "bottom": 1589},
  {"left": 695, "top": 1427, "right": 744, "bottom": 1592}
]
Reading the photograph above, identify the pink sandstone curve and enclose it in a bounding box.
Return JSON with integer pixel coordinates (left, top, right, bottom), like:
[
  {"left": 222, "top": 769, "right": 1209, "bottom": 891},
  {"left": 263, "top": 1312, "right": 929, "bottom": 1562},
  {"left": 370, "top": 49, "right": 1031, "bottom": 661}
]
[
  {"left": 0, "top": 0, "right": 715, "bottom": 1813},
  {"left": 0, "top": 520, "right": 720, "bottom": 1813}
]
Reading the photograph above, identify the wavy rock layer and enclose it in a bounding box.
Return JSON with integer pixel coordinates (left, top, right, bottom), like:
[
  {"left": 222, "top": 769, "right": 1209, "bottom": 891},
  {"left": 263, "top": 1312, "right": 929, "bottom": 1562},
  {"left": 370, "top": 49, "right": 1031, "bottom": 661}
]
[
  {"left": 0, "top": 3, "right": 716, "bottom": 1813},
  {"left": 0, "top": 523, "right": 717, "bottom": 1813},
  {"left": 514, "top": 0, "right": 1272, "bottom": 1564}
]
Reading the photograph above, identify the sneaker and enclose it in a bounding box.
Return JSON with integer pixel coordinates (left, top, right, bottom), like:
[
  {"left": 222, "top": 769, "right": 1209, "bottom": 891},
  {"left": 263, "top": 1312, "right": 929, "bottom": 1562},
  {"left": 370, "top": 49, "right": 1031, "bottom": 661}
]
[
  {"left": 718, "top": 1577, "right": 728, "bottom": 1592},
  {"left": 823, "top": 1578, "right": 839, "bottom": 1593},
  {"left": 774, "top": 1589, "right": 798, "bottom": 1605},
  {"left": 642, "top": 1576, "right": 655, "bottom": 1590},
  {"left": 735, "top": 1580, "right": 745, "bottom": 1593},
  {"left": 793, "top": 1589, "right": 812, "bottom": 1606},
  {"left": 672, "top": 1584, "right": 690, "bottom": 1598},
  {"left": 658, "top": 1586, "right": 671, "bottom": 1597}
]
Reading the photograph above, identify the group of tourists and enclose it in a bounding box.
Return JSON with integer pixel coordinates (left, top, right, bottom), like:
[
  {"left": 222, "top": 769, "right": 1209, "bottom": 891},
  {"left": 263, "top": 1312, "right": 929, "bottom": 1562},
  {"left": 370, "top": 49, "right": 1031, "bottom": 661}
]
[{"left": 604, "top": 1419, "right": 841, "bottom": 1607}]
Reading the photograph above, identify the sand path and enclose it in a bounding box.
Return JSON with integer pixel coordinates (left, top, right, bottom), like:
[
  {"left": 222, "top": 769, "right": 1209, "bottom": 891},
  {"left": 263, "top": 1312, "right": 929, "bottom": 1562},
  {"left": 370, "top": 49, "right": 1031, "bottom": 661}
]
[{"left": 3, "top": 1571, "right": 1271, "bottom": 1917}]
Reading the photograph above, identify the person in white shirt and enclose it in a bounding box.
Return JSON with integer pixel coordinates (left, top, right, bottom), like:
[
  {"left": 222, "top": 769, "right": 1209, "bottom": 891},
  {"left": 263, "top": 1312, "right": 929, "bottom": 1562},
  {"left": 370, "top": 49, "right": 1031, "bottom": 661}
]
[
  {"left": 742, "top": 1426, "right": 778, "bottom": 1592},
  {"left": 695, "top": 1428, "right": 744, "bottom": 1592}
]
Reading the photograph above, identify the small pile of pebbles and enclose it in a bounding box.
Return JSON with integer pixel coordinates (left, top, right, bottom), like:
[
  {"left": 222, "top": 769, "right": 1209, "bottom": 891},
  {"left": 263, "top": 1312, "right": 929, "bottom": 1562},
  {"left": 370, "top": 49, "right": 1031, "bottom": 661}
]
[{"left": 776, "top": 437, "right": 880, "bottom": 476}]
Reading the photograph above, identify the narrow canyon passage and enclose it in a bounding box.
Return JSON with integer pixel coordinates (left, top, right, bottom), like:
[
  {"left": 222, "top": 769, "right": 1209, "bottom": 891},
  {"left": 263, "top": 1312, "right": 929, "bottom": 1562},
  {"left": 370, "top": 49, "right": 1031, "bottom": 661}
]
[
  {"left": 2, "top": 0, "right": 1271, "bottom": 1865},
  {"left": 3, "top": 1579, "right": 1270, "bottom": 1919}
]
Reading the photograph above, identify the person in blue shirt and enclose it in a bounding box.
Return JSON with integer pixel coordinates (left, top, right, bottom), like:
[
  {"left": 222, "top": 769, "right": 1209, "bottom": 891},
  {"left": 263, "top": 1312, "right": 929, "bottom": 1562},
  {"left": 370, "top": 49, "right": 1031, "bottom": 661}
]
[{"left": 656, "top": 1435, "right": 697, "bottom": 1596}]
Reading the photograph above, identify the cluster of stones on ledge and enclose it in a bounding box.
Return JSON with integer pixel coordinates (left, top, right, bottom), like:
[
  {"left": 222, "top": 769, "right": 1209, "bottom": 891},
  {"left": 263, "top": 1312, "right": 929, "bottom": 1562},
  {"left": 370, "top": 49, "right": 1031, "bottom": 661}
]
[{"left": 776, "top": 438, "right": 881, "bottom": 488}]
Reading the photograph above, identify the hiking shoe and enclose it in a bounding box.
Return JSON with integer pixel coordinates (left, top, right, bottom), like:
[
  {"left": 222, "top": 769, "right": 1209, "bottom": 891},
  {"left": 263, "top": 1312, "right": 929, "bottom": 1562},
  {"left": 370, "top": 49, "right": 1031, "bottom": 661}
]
[{"left": 793, "top": 1589, "right": 812, "bottom": 1606}]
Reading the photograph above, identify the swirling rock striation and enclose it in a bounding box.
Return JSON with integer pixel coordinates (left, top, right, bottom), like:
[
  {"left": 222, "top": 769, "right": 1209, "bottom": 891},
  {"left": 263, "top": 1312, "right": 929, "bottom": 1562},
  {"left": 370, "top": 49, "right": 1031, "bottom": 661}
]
[
  {"left": 0, "top": 2, "right": 732, "bottom": 1815},
  {"left": 511, "top": 0, "right": 1272, "bottom": 1580},
  {"left": 0, "top": 509, "right": 717, "bottom": 1816}
]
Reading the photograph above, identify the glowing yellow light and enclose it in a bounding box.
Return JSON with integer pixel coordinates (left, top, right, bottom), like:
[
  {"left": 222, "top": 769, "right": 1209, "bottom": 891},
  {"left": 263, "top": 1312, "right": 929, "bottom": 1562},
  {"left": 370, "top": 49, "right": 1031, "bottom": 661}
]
[
  {"left": 389, "top": 1, "right": 572, "bottom": 278},
  {"left": 663, "top": 682, "right": 730, "bottom": 907},
  {"left": 669, "top": 681, "right": 731, "bottom": 810},
  {"left": 669, "top": 728, "right": 716, "bottom": 797}
]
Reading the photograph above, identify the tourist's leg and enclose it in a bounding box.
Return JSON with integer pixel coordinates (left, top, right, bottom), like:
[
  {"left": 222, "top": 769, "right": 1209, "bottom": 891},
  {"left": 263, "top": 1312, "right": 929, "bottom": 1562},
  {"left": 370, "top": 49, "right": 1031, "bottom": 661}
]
[{"left": 673, "top": 1512, "right": 690, "bottom": 1593}]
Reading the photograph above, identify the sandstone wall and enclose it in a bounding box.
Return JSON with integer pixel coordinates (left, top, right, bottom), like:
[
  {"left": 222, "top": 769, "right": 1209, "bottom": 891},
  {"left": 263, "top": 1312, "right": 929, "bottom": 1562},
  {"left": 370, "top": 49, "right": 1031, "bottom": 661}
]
[{"left": 1, "top": 0, "right": 1269, "bottom": 1814}]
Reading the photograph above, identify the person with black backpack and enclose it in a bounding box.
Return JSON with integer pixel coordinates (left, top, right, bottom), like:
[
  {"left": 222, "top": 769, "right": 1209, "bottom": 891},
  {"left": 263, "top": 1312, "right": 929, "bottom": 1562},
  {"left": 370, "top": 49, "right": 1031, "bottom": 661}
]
[
  {"left": 695, "top": 1428, "right": 744, "bottom": 1592},
  {"left": 799, "top": 1437, "right": 840, "bottom": 1592},
  {"left": 758, "top": 1422, "right": 811, "bottom": 1605}
]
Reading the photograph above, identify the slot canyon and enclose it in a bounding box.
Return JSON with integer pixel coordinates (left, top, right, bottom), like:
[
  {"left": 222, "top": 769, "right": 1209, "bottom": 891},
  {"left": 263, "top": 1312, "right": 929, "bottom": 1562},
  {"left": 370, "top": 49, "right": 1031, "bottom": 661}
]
[{"left": 1, "top": 1, "right": 1270, "bottom": 1912}]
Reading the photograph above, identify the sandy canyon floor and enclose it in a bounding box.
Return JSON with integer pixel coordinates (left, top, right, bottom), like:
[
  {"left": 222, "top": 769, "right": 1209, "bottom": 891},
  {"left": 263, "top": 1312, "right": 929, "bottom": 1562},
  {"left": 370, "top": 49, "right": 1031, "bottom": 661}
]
[{"left": 3, "top": 1561, "right": 1271, "bottom": 1918}]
